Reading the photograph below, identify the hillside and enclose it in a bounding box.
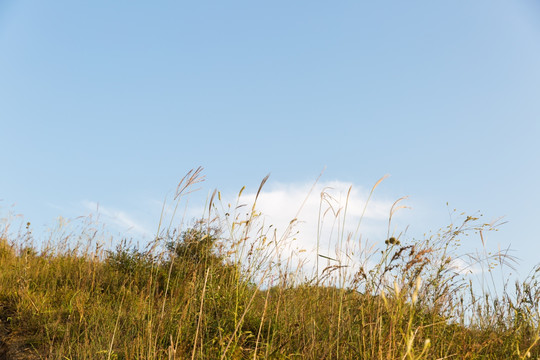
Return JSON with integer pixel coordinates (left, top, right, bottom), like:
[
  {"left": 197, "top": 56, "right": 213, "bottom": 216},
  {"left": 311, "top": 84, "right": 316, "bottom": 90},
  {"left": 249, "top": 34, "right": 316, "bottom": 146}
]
[{"left": 0, "top": 212, "right": 538, "bottom": 359}]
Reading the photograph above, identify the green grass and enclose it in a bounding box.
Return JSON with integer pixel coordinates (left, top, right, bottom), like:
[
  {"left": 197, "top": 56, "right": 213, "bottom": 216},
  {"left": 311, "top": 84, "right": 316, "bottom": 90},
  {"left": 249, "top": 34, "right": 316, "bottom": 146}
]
[{"left": 0, "top": 171, "right": 539, "bottom": 359}]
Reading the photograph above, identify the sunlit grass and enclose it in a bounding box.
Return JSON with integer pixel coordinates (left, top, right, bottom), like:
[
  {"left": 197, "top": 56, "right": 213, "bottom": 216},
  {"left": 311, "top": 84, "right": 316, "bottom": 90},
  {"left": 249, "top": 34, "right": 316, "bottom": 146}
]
[{"left": 0, "top": 169, "right": 538, "bottom": 359}]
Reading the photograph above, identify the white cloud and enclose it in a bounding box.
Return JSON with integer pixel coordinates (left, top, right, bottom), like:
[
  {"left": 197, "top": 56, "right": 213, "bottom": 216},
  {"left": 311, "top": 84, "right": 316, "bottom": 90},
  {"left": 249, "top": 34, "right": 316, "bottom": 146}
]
[{"left": 211, "top": 180, "right": 403, "bottom": 278}]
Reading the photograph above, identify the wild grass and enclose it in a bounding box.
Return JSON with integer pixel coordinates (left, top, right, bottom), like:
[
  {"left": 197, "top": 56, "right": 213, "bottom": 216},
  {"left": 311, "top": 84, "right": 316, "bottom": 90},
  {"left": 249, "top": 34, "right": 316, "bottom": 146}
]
[{"left": 0, "top": 169, "right": 539, "bottom": 359}]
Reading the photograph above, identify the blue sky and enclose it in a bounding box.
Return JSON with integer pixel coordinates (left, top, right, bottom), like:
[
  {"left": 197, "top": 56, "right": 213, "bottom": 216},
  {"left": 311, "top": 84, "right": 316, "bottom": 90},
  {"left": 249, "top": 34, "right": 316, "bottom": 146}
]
[{"left": 1, "top": 1, "right": 539, "bottom": 278}]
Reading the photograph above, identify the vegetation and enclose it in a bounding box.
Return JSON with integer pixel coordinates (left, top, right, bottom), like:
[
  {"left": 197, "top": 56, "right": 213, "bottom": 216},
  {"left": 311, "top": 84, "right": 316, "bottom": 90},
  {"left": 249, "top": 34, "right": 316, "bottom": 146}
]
[{"left": 0, "top": 169, "right": 538, "bottom": 359}]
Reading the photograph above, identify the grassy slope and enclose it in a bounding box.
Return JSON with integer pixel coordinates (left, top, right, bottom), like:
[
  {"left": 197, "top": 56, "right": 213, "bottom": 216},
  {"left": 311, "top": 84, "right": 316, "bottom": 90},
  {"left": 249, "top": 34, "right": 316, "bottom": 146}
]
[
  {"left": 0, "top": 172, "right": 538, "bottom": 359},
  {"left": 0, "top": 221, "right": 538, "bottom": 360}
]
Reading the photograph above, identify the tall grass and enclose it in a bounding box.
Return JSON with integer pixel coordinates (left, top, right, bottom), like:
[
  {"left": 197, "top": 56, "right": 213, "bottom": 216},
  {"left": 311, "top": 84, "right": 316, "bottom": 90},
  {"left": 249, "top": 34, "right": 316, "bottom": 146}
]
[{"left": 0, "top": 170, "right": 538, "bottom": 359}]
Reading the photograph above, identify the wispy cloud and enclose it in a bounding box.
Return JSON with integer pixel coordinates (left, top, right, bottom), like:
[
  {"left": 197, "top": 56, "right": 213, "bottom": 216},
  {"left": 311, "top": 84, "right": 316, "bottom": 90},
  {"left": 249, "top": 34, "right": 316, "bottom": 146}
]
[{"left": 81, "top": 201, "right": 152, "bottom": 238}]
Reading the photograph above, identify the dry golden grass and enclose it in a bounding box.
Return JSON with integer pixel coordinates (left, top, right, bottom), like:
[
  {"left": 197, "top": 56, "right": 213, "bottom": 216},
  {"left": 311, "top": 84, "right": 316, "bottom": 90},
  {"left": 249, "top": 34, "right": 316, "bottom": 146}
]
[{"left": 0, "top": 170, "right": 538, "bottom": 359}]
